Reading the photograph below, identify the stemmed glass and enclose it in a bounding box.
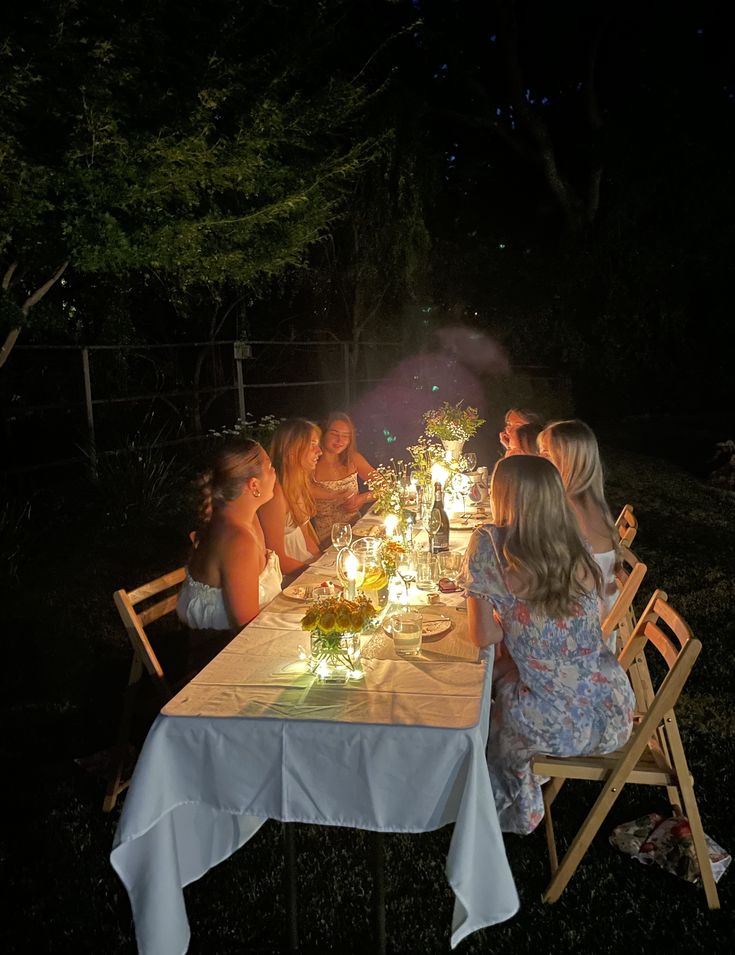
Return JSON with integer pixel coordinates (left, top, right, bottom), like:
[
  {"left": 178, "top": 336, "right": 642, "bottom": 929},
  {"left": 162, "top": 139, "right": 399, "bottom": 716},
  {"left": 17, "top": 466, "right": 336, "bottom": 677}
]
[
  {"left": 395, "top": 549, "right": 415, "bottom": 606},
  {"left": 331, "top": 522, "right": 352, "bottom": 550},
  {"left": 462, "top": 452, "right": 477, "bottom": 473},
  {"left": 423, "top": 505, "right": 442, "bottom": 552},
  {"left": 453, "top": 472, "right": 472, "bottom": 518}
]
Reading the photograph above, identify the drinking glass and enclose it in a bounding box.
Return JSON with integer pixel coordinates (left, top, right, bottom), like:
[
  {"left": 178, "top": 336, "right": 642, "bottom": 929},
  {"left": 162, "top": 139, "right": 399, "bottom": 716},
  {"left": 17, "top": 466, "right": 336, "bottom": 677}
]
[
  {"left": 462, "top": 452, "right": 477, "bottom": 472},
  {"left": 415, "top": 552, "right": 438, "bottom": 591},
  {"left": 438, "top": 551, "right": 462, "bottom": 585},
  {"left": 390, "top": 612, "right": 423, "bottom": 656},
  {"left": 331, "top": 522, "right": 352, "bottom": 549}
]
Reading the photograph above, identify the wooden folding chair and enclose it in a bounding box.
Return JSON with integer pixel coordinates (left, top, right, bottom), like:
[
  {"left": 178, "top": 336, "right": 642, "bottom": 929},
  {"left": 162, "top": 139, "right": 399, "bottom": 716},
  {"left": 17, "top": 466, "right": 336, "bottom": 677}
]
[
  {"left": 615, "top": 503, "right": 638, "bottom": 546},
  {"left": 532, "top": 590, "right": 720, "bottom": 910},
  {"left": 601, "top": 542, "right": 647, "bottom": 652},
  {"left": 102, "top": 567, "right": 186, "bottom": 812}
]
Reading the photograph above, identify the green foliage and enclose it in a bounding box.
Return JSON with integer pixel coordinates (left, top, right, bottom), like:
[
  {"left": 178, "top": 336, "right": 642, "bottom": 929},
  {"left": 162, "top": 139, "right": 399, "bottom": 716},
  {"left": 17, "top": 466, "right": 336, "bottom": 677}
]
[{"left": 0, "top": 497, "right": 33, "bottom": 582}]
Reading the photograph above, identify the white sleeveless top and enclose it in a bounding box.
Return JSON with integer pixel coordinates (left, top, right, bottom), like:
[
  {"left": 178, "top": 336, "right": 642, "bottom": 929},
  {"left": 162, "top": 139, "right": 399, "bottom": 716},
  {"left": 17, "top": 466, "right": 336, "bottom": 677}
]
[
  {"left": 176, "top": 550, "right": 283, "bottom": 631},
  {"left": 284, "top": 511, "right": 315, "bottom": 565}
]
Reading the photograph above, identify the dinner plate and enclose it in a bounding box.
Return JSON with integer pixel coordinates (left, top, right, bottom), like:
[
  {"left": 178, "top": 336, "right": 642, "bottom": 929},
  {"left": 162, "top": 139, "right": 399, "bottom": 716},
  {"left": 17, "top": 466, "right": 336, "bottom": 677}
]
[
  {"left": 281, "top": 579, "right": 343, "bottom": 601},
  {"left": 383, "top": 613, "right": 453, "bottom": 641}
]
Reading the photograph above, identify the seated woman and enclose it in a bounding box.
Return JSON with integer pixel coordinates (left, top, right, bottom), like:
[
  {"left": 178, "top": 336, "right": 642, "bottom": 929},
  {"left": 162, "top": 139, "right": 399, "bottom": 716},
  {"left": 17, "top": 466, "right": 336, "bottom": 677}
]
[
  {"left": 312, "top": 411, "right": 376, "bottom": 544},
  {"left": 504, "top": 421, "right": 542, "bottom": 456},
  {"left": 459, "top": 455, "right": 634, "bottom": 836},
  {"left": 499, "top": 407, "right": 542, "bottom": 455},
  {"left": 258, "top": 418, "right": 323, "bottom": 576},
  {"left": 538, "top": 419, "right": 619, "bottom": 637},
  {"left": 176, "top": 439, "right": 282, "bottom": 632}
]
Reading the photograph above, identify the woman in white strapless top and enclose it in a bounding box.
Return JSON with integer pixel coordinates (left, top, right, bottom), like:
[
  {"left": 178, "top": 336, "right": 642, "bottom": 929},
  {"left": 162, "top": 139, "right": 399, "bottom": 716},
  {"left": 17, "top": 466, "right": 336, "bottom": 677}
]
[
  {"left": 176, "top": 438, "right": 282, "bottom": 632},
  {"left": 258, "top": 418, "right": 325, "bottom": 576},
  {"left": 538, "top": 420, "right": 620, "bottom": 650}
]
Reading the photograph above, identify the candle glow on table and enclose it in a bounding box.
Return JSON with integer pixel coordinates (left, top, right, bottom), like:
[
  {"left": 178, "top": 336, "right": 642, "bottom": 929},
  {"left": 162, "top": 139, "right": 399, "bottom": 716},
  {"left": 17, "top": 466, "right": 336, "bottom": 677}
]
[
  {"left": 431, "top": 462, "right": 450, "bottom": 487},
  {"left": 384, "top": 513, "right": 399, "bottom": 539},
  {"left": 345, "top": 550, "right": 359, "bottom": 599}
]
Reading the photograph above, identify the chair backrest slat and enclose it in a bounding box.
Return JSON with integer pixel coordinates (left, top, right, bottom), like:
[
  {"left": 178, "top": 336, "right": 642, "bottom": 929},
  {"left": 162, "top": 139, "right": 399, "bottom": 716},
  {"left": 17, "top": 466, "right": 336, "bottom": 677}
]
[
  {"left": 615, "top": 503, "right": 638, "bottom": 546},
  {"left": 128, "top": 567, "right": 186, "bottom": 606},
  {"left": 602, "top": 548, "right": 647, "bottom": 639},
  {"left": 138, "top": 593, "right": 180, "bottom": 627}
]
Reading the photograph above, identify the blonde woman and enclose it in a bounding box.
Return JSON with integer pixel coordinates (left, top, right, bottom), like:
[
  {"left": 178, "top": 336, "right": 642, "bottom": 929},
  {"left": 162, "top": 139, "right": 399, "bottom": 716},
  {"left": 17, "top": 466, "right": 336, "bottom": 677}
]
[
  {"left": 537, "top": 419, "right": 619, "bottom": 632},
  {"left": 459, "top": 455, "right": 634, "bottom": 835},
  {"left": 258, "top": 418, "right": 323, "bottom": 575},
  {"left": 177, "top": 439, "right": 282, "bottom": 632},
  {"left": 312, "top": 412, "right": 375, "bottom": 543}
]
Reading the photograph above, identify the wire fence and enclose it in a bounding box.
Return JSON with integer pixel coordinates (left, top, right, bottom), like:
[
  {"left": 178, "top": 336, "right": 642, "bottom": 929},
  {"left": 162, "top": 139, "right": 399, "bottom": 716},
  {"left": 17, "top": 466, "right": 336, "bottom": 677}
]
[{"left": 1, "top": 338, "right": 571, "bottom": 481}]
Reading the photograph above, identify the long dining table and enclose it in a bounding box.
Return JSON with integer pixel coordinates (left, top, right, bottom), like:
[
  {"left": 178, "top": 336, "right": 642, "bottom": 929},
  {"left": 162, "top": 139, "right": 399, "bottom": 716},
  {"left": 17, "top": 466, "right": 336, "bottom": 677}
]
[{"left": 110, "top": 506, "right": 519, "bottom": 954}]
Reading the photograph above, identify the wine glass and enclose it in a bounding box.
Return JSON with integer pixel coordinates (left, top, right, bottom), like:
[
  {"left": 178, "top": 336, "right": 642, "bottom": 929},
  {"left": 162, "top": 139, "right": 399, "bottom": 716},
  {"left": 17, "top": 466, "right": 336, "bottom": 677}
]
[
  {"left": 424, "top": 506, "right": 442, "bottom": 552},
  {"left": 462, "top": 452, "right": 477, "bottom": 472},
  {"left": 453, "top": 472, "right": 472, "bottom": 518},
  {"left": 331, "top": 522, "right": 352, "bottom": 550}
]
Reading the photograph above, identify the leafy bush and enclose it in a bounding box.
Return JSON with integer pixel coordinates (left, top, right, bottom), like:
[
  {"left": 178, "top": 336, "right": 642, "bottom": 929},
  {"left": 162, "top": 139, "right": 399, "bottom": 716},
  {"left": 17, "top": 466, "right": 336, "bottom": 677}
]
[
  {"left": 0, "top": 497, "right": 32, "bottom": 582},
  {"left": 208, "top": 413, "right": 285, "bottom": 449}
]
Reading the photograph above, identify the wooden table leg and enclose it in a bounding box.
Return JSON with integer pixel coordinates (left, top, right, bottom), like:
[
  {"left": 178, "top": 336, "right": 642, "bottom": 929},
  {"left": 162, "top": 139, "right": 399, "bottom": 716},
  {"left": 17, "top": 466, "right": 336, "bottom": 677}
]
[
  {"left": 371, "top": 831, "right": 386, "bottom": 955},
  {"left": 282, "top": 823, "right": 298, "bottom": 951}
]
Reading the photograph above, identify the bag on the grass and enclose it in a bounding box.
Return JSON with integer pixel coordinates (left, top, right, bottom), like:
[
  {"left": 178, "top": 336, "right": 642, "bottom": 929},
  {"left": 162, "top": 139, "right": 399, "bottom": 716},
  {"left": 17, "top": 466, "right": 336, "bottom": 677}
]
[{"left": 610, "top": 814, "right": 731, "bottom": 884}]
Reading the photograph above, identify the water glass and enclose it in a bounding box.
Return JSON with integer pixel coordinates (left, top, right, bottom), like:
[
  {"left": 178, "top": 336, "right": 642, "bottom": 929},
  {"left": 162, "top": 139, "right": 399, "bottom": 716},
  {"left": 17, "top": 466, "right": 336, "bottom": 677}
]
[
  {"left": 390, "top": 612, "right": 423, "bottom": 656},
  {"left": 438, "top": 551, "right": 462, "bottom": 585},
  {"left": 331, "top": 522, "right": 352, "bottom": 549},
  {"left": 415, "top": 552, "right": 438, "bottom": 591}
]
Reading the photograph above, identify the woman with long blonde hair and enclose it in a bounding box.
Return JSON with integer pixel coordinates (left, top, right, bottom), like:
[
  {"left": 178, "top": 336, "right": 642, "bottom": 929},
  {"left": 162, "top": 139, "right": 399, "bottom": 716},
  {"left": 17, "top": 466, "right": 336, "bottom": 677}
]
[
  {"left": 312, "top": 411, "right": 375, "bottom": 544},
  {"left": 459, "top": 455, "right": 634, "bottom": 835},
  {"left": 258, "top": 418, "right": 323, "bottom": 575},
  {"left": 177, "top": 439, "right": 281, "bottom": 632},
  {"left": 538, "top": 419, "right": 619, "bottom": 629}
]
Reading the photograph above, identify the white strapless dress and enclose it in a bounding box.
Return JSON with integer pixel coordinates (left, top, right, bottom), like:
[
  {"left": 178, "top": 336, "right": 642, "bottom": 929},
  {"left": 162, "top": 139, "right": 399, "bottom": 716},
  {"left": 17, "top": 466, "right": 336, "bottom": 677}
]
[
  {"left": 176, "top": 550, "right": 283, "bottom": 631},
  {"left": 284, "top": 511, "right": 315, "bottom": 565}
]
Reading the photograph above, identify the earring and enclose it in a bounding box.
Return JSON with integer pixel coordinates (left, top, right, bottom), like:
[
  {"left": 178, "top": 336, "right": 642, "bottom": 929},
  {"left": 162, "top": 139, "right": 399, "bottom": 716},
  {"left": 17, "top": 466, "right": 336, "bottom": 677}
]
[{"left": 252, "top": 488, "right": 262, "bottom": 498}]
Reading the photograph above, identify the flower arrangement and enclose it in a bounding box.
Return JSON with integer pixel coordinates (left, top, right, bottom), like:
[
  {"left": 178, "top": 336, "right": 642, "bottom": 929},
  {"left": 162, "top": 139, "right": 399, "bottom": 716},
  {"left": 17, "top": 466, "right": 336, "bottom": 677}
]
[
  {"left": 423, "top": 401, "right": 485, "bottom": 442},
  {"left": 406, "top": 436, "right": 447, "bottom": 488},
  {"left": 366, "top": 464, "right": 403, "bottom": 516},
  {"left": 301, "top": 593, "right": 376, "bottom": 678},
  {"left": 380, "top": 540, "right": 405, "bottom": 579}
]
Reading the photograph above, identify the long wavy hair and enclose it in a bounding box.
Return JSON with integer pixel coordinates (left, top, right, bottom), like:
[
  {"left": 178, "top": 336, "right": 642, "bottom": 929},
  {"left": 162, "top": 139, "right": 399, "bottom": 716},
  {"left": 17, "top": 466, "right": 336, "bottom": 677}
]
[
  {"left": 539, "top": 419, "right": 618, "bottom": 550},
  {"left": 196, "top": 439, "right": 264, "bottom": 528},
  {"left": 491, "top": 455, "right": 602, "bottom": 617},
  {"left": 321, "top": 411, "right": 358, "bottom": 468},
  {"left": 269, "top": 418, "right": 319, "bottom": 525}
]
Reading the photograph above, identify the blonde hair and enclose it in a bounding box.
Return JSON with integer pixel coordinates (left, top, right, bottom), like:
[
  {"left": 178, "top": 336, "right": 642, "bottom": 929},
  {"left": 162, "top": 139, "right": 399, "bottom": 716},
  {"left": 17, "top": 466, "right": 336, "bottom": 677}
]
[
  {"left": 539, "top": 419, "right": 618, "bottom": 549},
  {"left": 197, "top": 439, "right": 264, "bottom": 527},
  {"left": 514, "top": 422, "right": 542, "bottom": 454},
  {"left": 491, "top": 455, "right": 602, "bottom": 617},
  {"left": 322, "top": 411, "right": 357, "bottom": 467},
  {"left": 269, "top": 418, "right": 320, "bottom": 525}
]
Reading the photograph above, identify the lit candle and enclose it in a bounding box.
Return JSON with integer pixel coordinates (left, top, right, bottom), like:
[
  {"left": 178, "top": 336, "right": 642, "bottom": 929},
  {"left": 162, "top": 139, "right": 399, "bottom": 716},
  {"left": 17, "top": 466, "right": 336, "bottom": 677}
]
[
  {"left": 345, "top": 550, "right": 359, "bottom": 600},
  {"left": 431, "top": 462, "right": 450, "bottom": 487},
  {"left": 384, "top": 513, "right": 398, "bottom": 539}
]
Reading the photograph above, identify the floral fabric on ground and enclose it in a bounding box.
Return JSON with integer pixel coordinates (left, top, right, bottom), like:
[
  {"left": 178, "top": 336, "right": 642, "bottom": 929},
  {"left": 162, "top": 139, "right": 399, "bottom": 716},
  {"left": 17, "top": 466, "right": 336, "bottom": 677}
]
[{"left": 459, "top": 524, "right": 635, "bottom": 835}]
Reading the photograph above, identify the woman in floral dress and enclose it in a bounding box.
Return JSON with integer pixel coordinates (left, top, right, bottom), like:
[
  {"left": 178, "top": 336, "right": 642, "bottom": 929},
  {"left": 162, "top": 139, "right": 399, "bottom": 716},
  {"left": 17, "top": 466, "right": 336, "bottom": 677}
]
[
  {"left": 312, "top": 412, "right": 375, "bottom": 544},
  {"left": 459, "top": 455, "right": 635, "bottom": 835}
]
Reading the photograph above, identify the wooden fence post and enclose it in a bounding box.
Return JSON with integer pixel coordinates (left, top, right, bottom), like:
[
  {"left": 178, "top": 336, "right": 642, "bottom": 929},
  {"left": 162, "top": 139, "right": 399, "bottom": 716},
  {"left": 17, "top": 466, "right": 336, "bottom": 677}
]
[{"left": 81, "top": 347, "right": 97, "bottom": 478}]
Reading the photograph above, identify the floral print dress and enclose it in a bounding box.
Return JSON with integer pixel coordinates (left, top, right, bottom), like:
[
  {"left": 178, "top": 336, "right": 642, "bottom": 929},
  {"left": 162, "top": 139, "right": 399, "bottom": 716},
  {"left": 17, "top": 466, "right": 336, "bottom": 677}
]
[{"left": 459, "top": 524, "right": 635, "bottom": 835}]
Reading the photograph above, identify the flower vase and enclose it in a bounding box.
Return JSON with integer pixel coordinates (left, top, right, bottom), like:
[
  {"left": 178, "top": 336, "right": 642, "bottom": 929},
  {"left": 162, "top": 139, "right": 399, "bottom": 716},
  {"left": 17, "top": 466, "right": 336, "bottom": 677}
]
[
  {"left": 309, "top": 631, "right": 362, "bottom": 683},
  {"left": 441, "top": 439, "right": 465, "bottom": 462}
]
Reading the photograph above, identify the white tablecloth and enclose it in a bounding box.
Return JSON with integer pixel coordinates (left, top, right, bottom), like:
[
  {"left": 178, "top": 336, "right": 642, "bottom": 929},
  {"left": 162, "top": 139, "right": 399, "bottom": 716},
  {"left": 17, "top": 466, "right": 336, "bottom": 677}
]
[{"left": 111, "top": 509, "right": 518, "bottom": 954}]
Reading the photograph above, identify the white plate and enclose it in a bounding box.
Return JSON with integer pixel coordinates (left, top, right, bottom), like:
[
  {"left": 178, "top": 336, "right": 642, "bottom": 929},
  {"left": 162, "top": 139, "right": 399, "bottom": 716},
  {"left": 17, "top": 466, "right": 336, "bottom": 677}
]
[
  {"left": 383, "top": 613, "right": 453, "bottom": 641},
  {"left": 282, "top": 579, "right": 343, "bottom": 600}
]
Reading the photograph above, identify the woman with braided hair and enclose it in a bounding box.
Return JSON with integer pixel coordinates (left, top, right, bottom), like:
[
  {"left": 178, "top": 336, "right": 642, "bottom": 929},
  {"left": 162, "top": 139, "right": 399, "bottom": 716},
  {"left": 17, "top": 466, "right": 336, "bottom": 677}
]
[{"left": 176, "top": 438, "right": 282, "bottom": 631}]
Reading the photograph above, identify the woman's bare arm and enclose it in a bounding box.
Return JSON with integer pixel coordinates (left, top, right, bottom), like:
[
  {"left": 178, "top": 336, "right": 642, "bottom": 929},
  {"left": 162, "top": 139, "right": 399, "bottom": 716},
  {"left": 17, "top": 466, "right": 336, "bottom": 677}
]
[
  {"left": 258, "top": 483, "right": 308, "bottom": 575},
  {"left": 466, "top": 595, "right": 504, "bottom": 647}
]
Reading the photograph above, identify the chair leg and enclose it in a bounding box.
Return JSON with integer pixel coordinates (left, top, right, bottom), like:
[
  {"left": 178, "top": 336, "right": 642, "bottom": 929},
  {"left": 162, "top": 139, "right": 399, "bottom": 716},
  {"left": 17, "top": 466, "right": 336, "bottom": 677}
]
[
  {"left": 542, "top": 778, "right": 565, "bottom": 874},
  {"left": 103, "top": 657, "right": 142, "bottom": 812},
  {"left": 282, "top": 823, "right": 299, "bottom": 950},
  {"left": 677, "top": 777, "right": 721, "bottom": 910},
  {"left": 543, "top": 775, "right": 627, "bottom": 904}
]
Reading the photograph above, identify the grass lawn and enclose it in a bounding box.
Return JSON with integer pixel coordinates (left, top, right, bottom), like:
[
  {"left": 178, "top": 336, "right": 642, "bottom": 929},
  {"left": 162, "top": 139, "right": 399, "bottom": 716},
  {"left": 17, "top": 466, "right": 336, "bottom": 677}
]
[{"left": 2, "top": 443, "right": 733, "bottom": 953}]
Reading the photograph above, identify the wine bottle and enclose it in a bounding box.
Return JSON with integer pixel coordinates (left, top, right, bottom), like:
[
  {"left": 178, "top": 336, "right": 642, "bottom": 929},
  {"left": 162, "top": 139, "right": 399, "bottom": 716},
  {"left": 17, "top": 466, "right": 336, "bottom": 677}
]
[{"left": 430, "top": 481, "right": 450, "bottom": 554}]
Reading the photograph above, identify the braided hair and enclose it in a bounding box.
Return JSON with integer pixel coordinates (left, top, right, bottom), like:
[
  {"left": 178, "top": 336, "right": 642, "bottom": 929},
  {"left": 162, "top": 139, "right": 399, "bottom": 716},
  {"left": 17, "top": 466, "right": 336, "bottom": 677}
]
[{"left": 196, "top": 438, "right": 264, "bottom": 529}]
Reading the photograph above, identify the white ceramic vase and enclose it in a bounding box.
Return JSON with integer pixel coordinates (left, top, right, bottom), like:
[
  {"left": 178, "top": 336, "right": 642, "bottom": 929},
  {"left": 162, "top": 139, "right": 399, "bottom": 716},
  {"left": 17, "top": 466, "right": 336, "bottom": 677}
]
[{"left": 441, "top": 438, "right": 465, "bottom": 461}]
